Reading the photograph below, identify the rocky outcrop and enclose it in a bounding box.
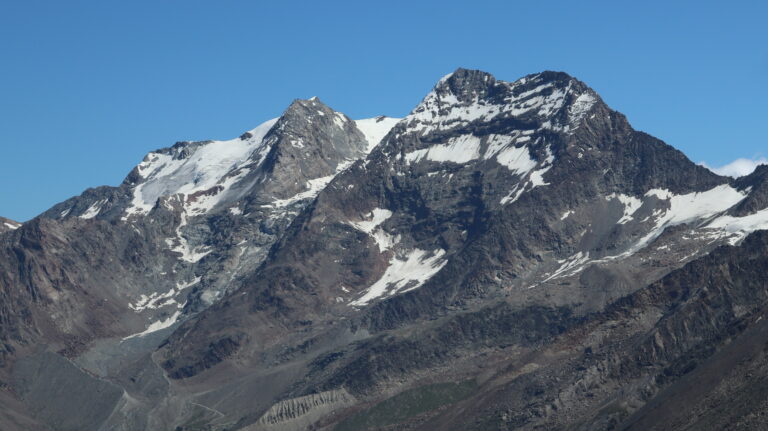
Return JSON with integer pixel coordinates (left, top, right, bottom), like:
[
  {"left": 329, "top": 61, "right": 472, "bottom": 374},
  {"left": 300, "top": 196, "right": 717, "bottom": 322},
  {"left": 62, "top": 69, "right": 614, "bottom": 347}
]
[
  {"left": 413, "top": 230, "right": 768, "bottom": 430},
  {"left": 247, "top": 389, "right": 354, "bottom": 430}
]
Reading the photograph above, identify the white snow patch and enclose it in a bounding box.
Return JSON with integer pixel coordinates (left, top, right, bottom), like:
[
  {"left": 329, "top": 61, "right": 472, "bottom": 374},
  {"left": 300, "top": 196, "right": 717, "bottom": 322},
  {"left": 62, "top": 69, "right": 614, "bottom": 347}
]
[
  {"left": 165, "top": 209, "right": 211, "bottom": 263},
  {"left": 500, "top": 184, "right": 526, "bottom": 205},
  {"left": 706, "top": 207, "right": 768, "bottom": 245},
  {"left": 568, "top": 93, "right": 596, "bottom": 129},
  {"left": 560, "top": 210, "right": 574, "bottom": 220},
  {"left": 554, "top": 185, "right": 750, "bottom": 266},
  {"left": 495, "top": 144, "right": 537, "bottom": 175},
  {"left": 349, "top": 208, "right": 399, "bottom": 252},
  {"left": 124, "top": 118, "right": 278, "bottom": 218},
  {"left": 129, "top": 277, "right": 200, "bottom": 312},
  {"left": 529, "top": 165, "right": 551, "bottom": 187},
  {"left": 482, "top": 134, "right": 516, "bottom": 159},
  {"left": 606, "top": 194, "right": 643, "bottom": 224},
  {"left": 229, "top": 207, "right": 243, "bottom": 216},
  {"left": 620, "top": 185, "right": 748, "bottom": 256},
  {"left": 498, "top": 146, "right": 555, "bottom": 205},
  {"left": 402, "top": 73, "right": 588, "bottom": 137},
  {"left": 266, "top": 159, "right": 355, "bottom": 209},
  {"left": 350, "top": 248, "right": 447, "bottom": 306},
  {"left": 544, "top": 252, "right": 590, "bottom": 282},
  {"left": 122, "top": 310, "right": 182, "bottom": 340},
  {"left": 79, "top": 199, "right": 107, "bottom": 219},
  {"left": 354, "top": 117, "right": 401, "bottom": 152},
  {"left": 269, "top": 175, "right": 334, "bottom": 208},
  {"left": 528, "top": 146, "right": 555, "bottom": 187},
  {"left": 404, "top": 134, "right": 482, "bottom": 164},
  {"left": 645, "top": 185, "right": 745, "bottom": 224},
  {"left": 333, "top": 112, "right": 347, "bottom": 129}
]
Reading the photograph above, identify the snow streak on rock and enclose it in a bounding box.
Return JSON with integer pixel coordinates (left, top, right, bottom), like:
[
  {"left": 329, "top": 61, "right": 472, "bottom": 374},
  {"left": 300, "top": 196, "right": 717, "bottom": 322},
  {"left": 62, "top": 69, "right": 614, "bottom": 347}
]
[
  {"left": 79, "top": 199, "right": 108, "bottom": 219},
  {"left": 606, "top": 194, "right": 644, "bottom": 224},
  {"left": 403, "top": 71, "right": 596, "bottom": 136},
  {"left": 405, "top": 134, "right": 482, "bottom": 164},
  {"left": 707, "top": 207, "right": 768, "bottom": 245},
  {"left": 350, "top": 248, "right": 447, "bottom": 306},
  {"left": 348, "top": 208, "right": 398, "bottom": 252}
]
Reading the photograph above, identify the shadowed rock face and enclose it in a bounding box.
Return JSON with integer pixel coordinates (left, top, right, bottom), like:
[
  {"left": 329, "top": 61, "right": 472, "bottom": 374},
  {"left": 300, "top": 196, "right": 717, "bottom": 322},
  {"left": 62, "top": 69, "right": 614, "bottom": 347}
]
[{"left": 2, "top": 69, "right": 768, "bottom": 430}]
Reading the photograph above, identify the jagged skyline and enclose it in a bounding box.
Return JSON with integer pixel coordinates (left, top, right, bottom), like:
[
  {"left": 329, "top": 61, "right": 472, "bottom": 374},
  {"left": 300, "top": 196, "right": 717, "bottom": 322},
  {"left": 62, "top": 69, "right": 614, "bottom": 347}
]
[
  {"left": 1, "top": 1, "right": 767, "bottom": 221},
  {"left": 3, "top": 66, "right": 768, "bottom": 430}
]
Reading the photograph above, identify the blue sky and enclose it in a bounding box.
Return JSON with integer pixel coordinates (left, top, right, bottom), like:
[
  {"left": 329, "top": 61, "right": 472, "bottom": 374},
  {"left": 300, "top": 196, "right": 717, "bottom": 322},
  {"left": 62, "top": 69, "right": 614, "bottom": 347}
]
[{"left": 1, "top": 1, "right": 766, "bottom": 221}]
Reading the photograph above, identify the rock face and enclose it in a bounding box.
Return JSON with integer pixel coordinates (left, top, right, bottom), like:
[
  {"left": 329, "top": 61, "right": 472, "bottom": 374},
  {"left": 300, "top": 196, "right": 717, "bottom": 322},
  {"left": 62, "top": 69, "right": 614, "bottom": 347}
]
[
  {"left": 1, "top": 68, "right": 768, "bottom": 430},
  {"left": 249, "top": 389, "right": 355, "bottom": 431}
]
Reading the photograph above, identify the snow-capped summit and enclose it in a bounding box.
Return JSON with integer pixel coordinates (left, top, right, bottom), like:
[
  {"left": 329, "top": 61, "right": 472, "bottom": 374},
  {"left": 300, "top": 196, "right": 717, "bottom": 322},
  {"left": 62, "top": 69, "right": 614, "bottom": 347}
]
[
  {"left": 123, "top": 117, "right": 279, "bottom": 218},
  {"left": 404, "top": 68, "right": 600, "bottom": 136},
  {"left": 42, "top": 96, "right": 399, "bottom": 224}
]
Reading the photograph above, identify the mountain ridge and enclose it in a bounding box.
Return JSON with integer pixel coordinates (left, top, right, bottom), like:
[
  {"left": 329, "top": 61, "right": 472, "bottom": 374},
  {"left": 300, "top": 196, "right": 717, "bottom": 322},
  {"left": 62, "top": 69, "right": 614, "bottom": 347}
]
[
  {"left": 156, "top": 69, "right": 766, "bottom": 389},
  {"left": 1, "top": 68, "right": 768, "bottom": 430}
]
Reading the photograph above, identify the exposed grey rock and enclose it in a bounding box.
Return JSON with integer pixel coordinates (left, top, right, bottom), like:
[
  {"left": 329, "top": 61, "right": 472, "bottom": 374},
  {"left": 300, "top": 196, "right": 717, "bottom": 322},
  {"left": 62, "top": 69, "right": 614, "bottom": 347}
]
[
  {"left": 248, "top": 389, "right": 354, "bottom": 430},
  {"left": 13, "top": 350, "right": 124, "bottom": 431}
]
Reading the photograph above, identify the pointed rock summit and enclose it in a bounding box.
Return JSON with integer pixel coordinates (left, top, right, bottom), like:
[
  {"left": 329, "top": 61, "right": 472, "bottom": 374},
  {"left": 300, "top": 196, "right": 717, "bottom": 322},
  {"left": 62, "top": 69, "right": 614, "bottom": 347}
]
[{"left": 402, "top": 68, "right": 601, "bottom": 138}]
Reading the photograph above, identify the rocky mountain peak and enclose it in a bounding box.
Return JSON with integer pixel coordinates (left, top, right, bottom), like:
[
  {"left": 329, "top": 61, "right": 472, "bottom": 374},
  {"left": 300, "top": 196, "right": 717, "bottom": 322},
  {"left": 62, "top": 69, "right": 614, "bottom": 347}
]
[
  {"left": 432, "top": 68, "right": 498, "bottom": 103},
  {"left": 114, "top": 97, "right": 372, "bottom": 219},
  {"left": 281, "top": 96, "right": 332, "bottom": 121},
  {"left": 266, "top": 96, "right": 367, "bottom": 158},
  {"left": 402, "top": 68, "right": 601, "bottom": 139}
]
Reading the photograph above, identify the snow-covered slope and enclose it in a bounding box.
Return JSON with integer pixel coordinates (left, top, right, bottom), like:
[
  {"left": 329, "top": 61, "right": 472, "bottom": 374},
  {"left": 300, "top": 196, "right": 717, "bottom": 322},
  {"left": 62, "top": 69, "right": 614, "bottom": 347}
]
[
  {"left": 354, "top": 116, "right": 401, "bottom": 152},
  {"left": 117, "top": 113, "right": 400, "bottom": 221},
  {"left": 124, "top": 118, "right": 279, "bottom": 218}
]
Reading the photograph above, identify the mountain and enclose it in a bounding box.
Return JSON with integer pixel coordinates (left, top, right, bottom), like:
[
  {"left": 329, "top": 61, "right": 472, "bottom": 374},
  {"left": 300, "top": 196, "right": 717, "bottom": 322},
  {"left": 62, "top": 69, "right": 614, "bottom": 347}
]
[
  {"left": 3, "top": 98, "right": 398, "bottom": 352},
  {"left": 1, "top": 68, "right": 768, "bottom": 430}
]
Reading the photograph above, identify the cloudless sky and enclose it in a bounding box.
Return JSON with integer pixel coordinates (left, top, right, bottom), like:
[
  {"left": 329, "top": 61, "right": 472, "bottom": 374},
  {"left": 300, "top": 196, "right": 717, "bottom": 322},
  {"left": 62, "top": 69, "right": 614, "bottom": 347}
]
[{"left": 1, "top": 0, "right": 766, "bottom": 221}]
